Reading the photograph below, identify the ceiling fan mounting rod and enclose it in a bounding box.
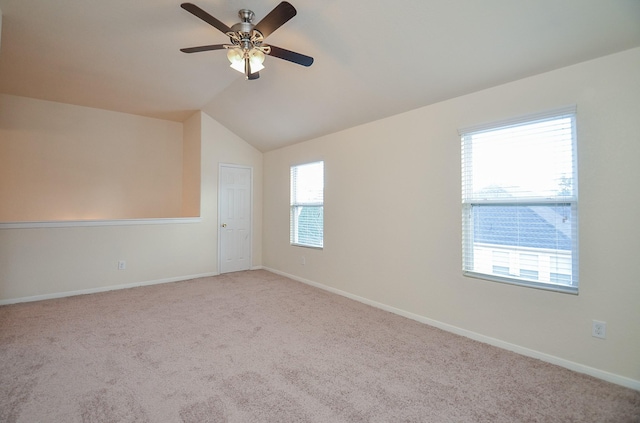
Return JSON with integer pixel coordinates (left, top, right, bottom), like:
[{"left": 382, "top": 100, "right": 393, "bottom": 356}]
[
  {"left": 238, "top": 9, "right": 255, "bottom": 23},
  {"left": 229, "top": 9, "right": 258, "bottom": 36}
]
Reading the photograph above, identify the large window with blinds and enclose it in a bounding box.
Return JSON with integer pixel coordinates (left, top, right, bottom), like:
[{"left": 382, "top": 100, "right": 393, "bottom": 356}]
[
  {"left": 461, "top": 107, "right": 578, "bottom": 293},
  {"left": 290, "top": 161, "right": 324, "bottom": 248}
]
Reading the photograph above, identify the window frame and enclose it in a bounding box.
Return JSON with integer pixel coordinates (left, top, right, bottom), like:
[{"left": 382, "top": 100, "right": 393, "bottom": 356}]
[
  {"left": 460, "top": 107, "right": 579, "bottom": 294},
  {"left": 290, "top": 160, "right": 324, "bottom": 249}
]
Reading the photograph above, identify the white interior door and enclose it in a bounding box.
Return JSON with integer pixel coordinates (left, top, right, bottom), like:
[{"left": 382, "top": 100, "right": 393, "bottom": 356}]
[{"left": 219, "top": 165, "right": 252, "bottom": 273}]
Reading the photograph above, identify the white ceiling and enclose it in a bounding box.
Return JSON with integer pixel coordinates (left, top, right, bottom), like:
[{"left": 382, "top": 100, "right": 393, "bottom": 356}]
[{"left": 1, "top": 0, "right": 639, "bottom": 152}]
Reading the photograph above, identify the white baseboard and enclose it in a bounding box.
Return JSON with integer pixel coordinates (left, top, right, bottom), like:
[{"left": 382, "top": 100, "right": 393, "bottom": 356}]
[
  {"left": 263, "top": 267, "right": 640, "bottom": 392},
  {"left": 0, "top": 272, "right": 219, "bottom": 306}
]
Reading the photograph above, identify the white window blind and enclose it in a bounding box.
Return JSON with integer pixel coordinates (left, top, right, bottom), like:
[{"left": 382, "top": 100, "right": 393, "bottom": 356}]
[
  {"left": 290, "top": 161, "right": 324, "bottom": 248},
  {"left": 461, "top": 107, "right": 578, "bottom": 293}
]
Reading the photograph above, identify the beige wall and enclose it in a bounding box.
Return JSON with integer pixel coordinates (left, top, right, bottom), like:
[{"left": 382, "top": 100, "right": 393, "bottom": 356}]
[
  {"left": 0, "top": 110, "right": 263, "bottom": 302},
  {"left": 263, "top": 48, "right": 640, "bottom": 385},
  {"left": 0, "top": 94, "right": 184, "bottom": 221}
]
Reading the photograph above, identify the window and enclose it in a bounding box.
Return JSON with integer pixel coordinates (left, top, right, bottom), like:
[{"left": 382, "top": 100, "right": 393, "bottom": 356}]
[
  {"left": 290, "top": 161, "right": 324, "bottom": 248},
  {"left": 461, "top": 107, "right": 578, "bottom": 293}
]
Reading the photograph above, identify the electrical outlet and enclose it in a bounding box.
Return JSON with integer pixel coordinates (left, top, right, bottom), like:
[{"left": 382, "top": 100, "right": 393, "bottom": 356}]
[
  {"left": 592, "top": 320, "right": 606, "bottom": 339},
  {"left": 118, "top": 260, "right": 126, "bottom": 270}
]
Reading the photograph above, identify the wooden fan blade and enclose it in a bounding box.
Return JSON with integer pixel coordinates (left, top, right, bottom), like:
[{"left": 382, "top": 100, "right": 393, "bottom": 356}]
[
  {"left": 180, "top": 44, "right": 227, "bottom": 53},
  {"left": 254, "top": 2, "right": 296, "bottom": 38},
  {"left": 267, "top": 45, "right": 314, "bottom": 67},
  {"left": 181, "top": 3, "right": 230, "bottom": 34},
  {"left": 248, "top": 72, "right": 260, "bottom": 80}
]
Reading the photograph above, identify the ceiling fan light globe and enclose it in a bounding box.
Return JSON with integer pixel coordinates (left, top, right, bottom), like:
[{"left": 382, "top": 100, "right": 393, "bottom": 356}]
[
  {"left": 226, "top": 48, "right": 244, "bottom": 64},
  {"left": 249, "top": 61, "right": 264, "bottom": 74},
  {"left": 249, "top": 48, "right": 265, "bottom": 64},
  {"left": 229, "top": 61, "right": 245, "bottom": 73},
  {"left": 248, "top": 49, "right": 265, "bottom": 74}
]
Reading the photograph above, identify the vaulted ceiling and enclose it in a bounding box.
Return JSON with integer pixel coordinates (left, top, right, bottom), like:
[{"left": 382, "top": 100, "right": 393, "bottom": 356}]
[{"left": 1, "top": 0, "right": 639, "bottom": 151}]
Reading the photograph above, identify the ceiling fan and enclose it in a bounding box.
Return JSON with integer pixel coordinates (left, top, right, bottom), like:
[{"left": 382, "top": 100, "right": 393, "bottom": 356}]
[{"left": 180, "top": 2, "right": 314, "bottom": 80}]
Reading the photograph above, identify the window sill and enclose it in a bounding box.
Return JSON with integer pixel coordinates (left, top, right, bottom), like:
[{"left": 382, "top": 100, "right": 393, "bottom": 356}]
[
  {"left": 463, "top": 271, "right": 578, "bottom": 295},
  {"left": 291, "top": 243, "right": 323, "bottom": 250}
]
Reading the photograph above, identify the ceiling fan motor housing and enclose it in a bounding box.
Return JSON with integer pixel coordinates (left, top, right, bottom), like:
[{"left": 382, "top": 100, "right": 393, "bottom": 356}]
[
  {"left": 230, "top": 9, "right": 261, "bottom": 50},
  {"left": 230, "top": 21, "right": 254, "bottom": 34},
  {"left": 231, "top": 9, "right": 257, "bottom": 34}
]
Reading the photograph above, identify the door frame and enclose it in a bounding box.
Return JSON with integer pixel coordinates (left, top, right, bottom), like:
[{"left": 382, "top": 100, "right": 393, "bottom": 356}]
[{"left": 217, "top": 163, "right": 253, "bottom": 274}]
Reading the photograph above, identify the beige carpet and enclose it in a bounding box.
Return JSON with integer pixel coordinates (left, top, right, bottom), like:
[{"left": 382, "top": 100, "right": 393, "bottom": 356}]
[{"left": 1, "top": 270, "right": 638, "bottom": 422}]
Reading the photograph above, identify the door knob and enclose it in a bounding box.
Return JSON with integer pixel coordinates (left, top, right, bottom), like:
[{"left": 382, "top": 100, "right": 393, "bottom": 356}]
[{"left": 221, "top": 223, "right": 227, "bottom": 228}]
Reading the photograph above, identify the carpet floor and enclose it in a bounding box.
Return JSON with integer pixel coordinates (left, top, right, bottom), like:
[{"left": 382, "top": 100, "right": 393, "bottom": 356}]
[{"left": 1, "top": 270, "right": 638, "bottom": 422}]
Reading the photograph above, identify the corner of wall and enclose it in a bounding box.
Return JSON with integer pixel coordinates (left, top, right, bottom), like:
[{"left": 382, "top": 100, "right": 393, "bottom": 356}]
[{"left": 181, "top": 111, "right": 202, "bottom": 217}]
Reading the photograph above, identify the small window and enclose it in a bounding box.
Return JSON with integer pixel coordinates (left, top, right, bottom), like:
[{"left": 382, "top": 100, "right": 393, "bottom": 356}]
[
  {"left": 461, "top": 107, "right": 578, "bottom": 293},
  {"left": 290, "top": 161, "right": 324, "bottom": 248}
]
